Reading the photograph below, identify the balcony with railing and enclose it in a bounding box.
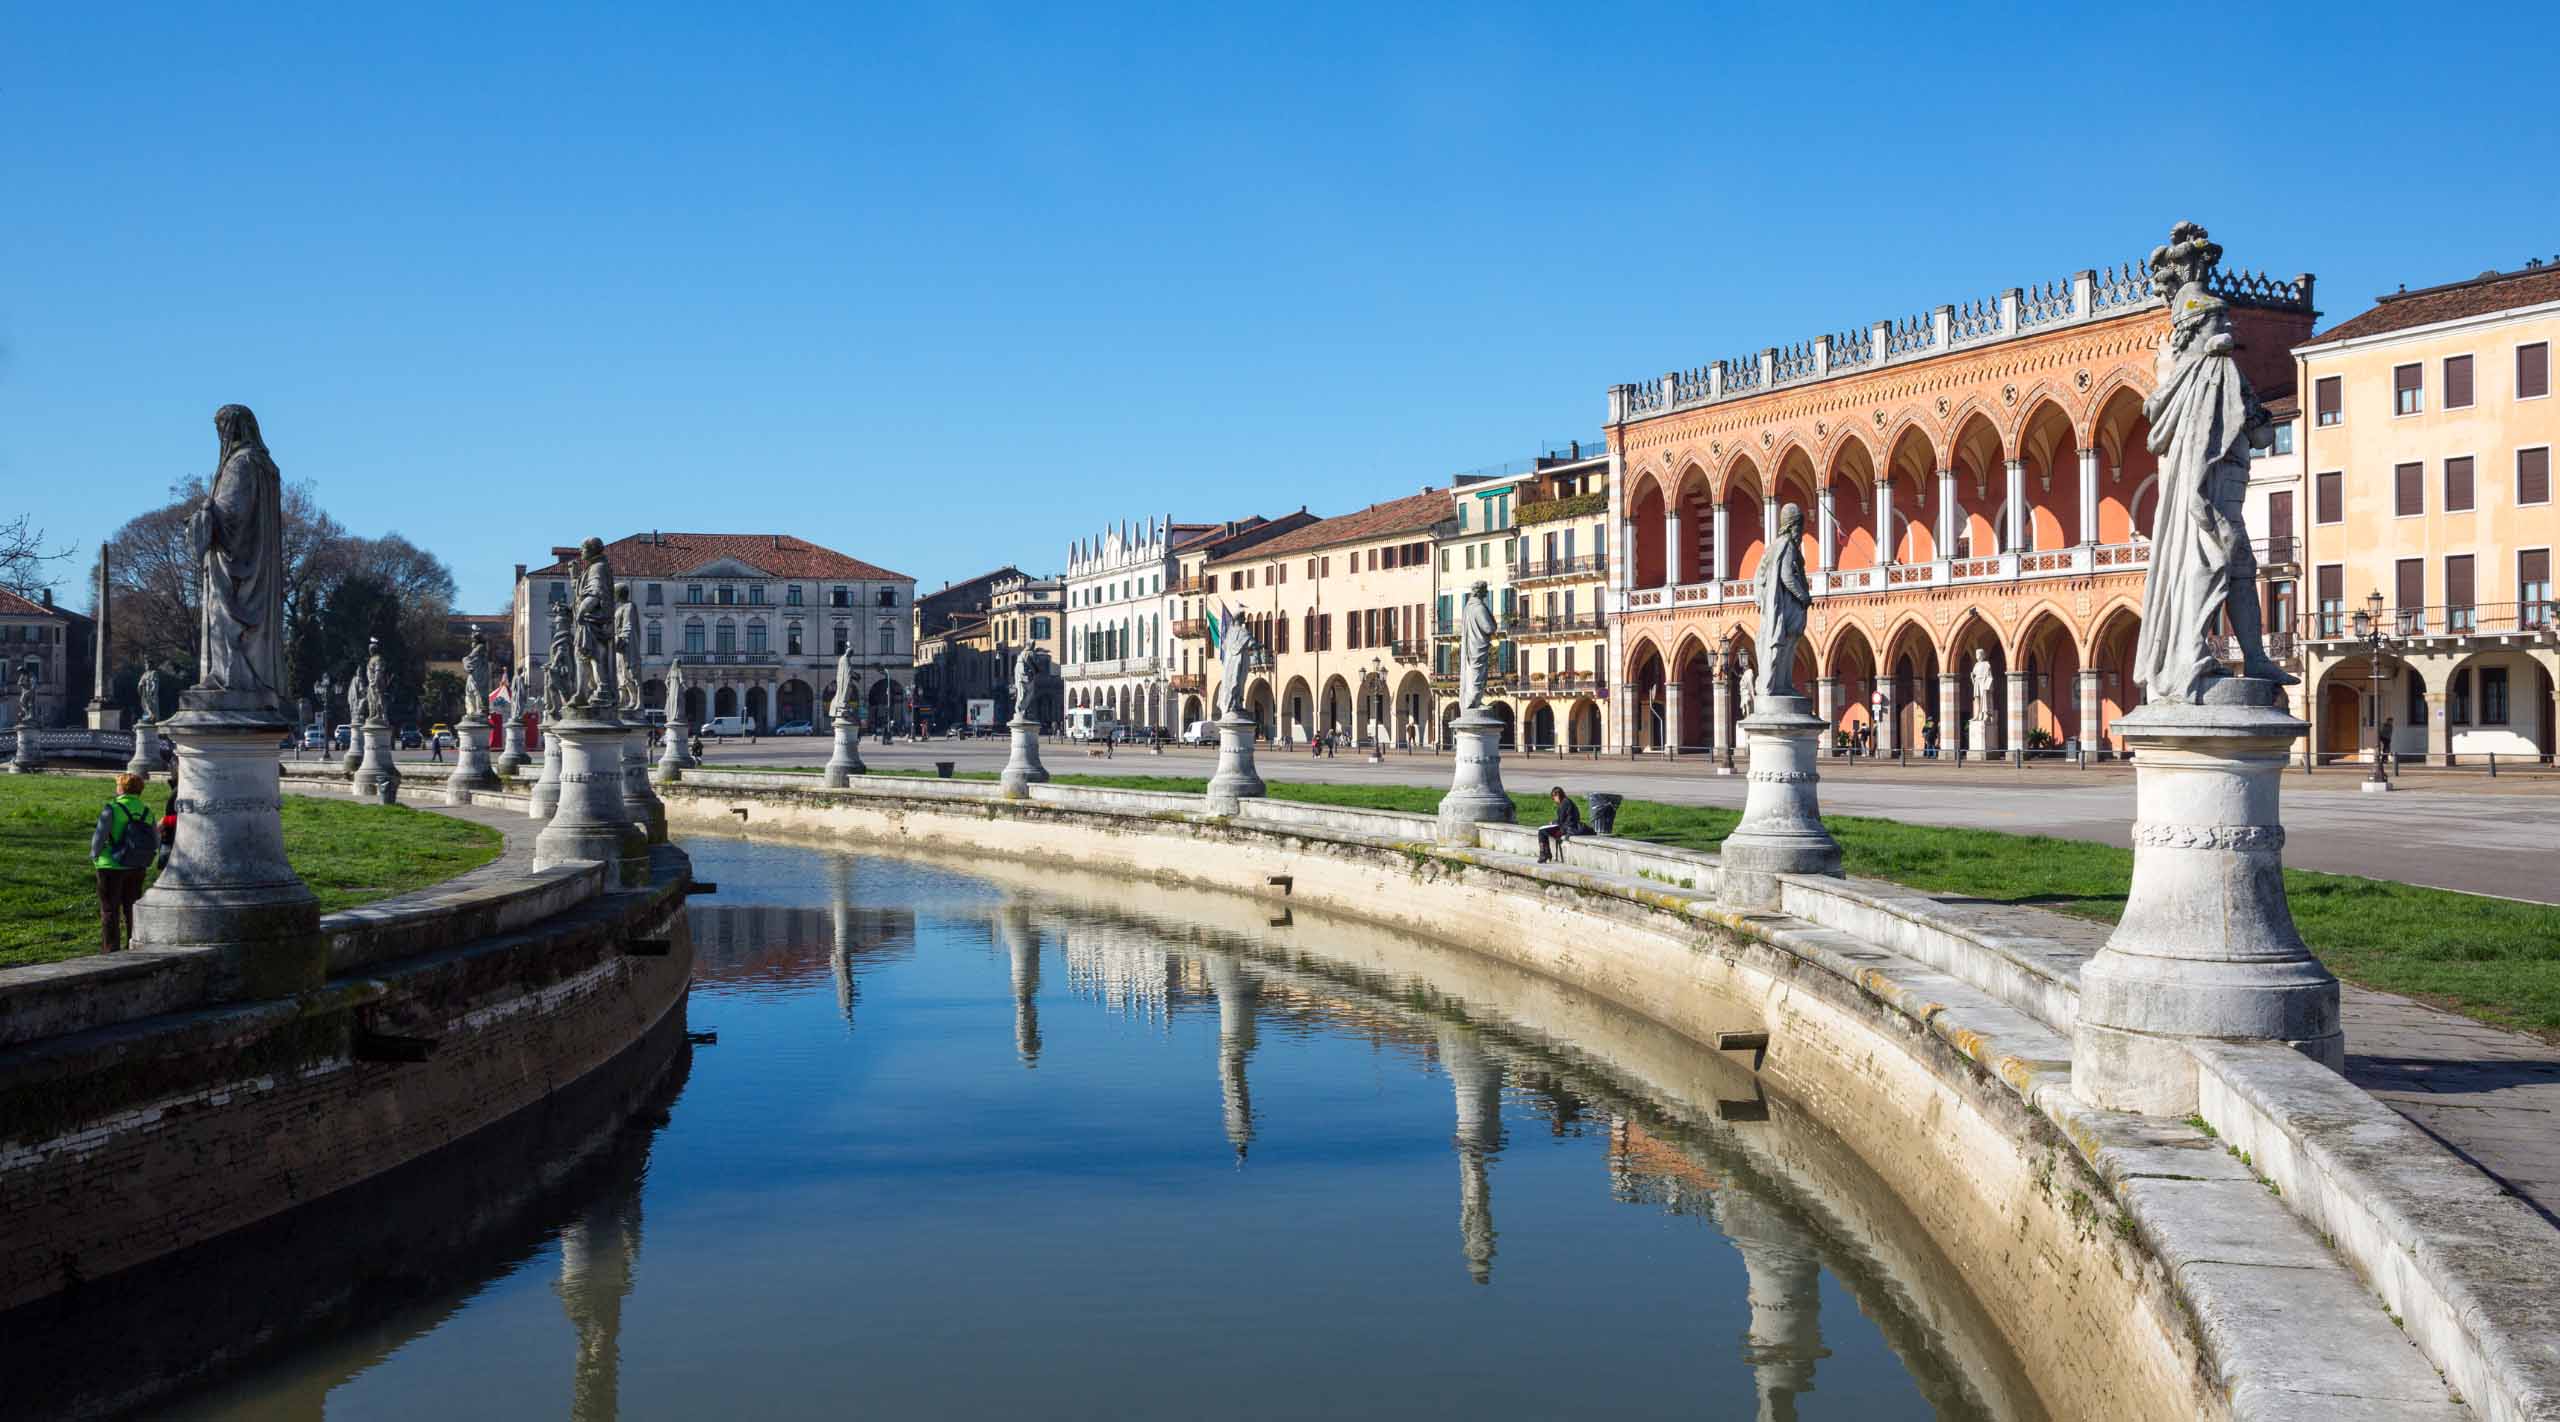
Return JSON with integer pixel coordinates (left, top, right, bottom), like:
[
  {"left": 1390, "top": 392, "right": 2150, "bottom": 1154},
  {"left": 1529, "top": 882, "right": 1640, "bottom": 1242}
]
[
  {"left": 2301, "top": 602, "right": 2557, "bottom": 646},
  {"left": 1622, "top": 541, "right": 2162, "bottom": 620},
  {"left": 1168, "top": 672, "right": 1204, "bottom": 694},
  {"left": 1172, "top": 617, "right": 1209, "bottom": 640},
  {"left": 1513, "top": 553, "right": 1608, "bottom": 586},
  {"left": 1511, "top": 612, "right": 1607, "bottom": 640},
  {"left": 1519, "top": 672, "right": 1608, "bottom": 699},
  {"left": 1390, "top": 638, "right": 1430, "bottom": 665},
  {"left": 1068, "top": 655, "right": 1163, "bottom": 679},
  {"left": 673, "top": 650, "right": 788, "bottom": 669}
]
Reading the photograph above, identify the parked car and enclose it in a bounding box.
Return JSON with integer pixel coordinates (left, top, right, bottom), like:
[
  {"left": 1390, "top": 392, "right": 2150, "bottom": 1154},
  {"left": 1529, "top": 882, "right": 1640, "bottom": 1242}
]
[
  {"left": 398, "top": 726, "right": 422, "bottom": 749},
  {"left": 774, "top": 719, "right": 814, "bottom": 736},
  {"left": 333, "top": 725, "right": 354, "bottom": 751},
  {"left": 434, "top": 730, "right": 456, "bottom": 749},
  {"left": 1179, "top": 720, "right": 1215, "bottom": 746},
  {"left": 301, "top": 727, "right": 326, "bottom": 750}
]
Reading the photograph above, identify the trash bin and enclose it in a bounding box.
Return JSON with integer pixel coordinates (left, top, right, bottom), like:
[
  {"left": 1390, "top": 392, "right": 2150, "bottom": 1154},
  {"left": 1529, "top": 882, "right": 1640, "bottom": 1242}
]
[
  {"left": 935, "top": 760, "right": 956, "bottom": 779},
  {"left": 1588, "top": 792, "right": 1623, "bottom": 836}
]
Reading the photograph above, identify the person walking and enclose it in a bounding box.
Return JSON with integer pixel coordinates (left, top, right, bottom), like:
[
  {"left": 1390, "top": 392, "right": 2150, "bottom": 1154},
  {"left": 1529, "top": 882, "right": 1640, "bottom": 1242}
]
[
  {"left": 428, "top": 729, "right": 445, "bottom": 765},
  {"left": 1535, "top": 785, "right": 1585, "bottom": 864},
  {"left": 90, "top": 772, "right": 158, "bottom": 954}
]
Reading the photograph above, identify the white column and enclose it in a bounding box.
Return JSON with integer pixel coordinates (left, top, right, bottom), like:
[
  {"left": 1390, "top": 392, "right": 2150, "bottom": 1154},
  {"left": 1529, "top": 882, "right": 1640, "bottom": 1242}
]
[
  {"left": 1937, "top": 672, "right": 1960, "bottom": 754},
  {"left": 1664, "top": 678, "right": 1683, "bottom": 756},
  {"left": 1816, "top": 484, "right": 1838, "bottom": 571},
  {"left": 1877, "top": 476, "right": 1896, "bottom": 565},
  {"left": 1935, "top": 469, "right": 1957, "bottom": 557},
  {"left": 2077, "top": 667, "right": 2103, "bottom": 752},
  {"left": 1713, "top": 503, "right": 1732, "bottom": 581},
  {"left": 1663, "top": 504, "right": 1683, "bottom": 587},
  {"left": 1816, "top": 677, "right": 1839, "bottom": 756},
  {"left": 2005, "top": 668, "right": 2028, "bottom": 759},
  {"left": 1713, "top": 659, "right": 1735, "bottom": 754},
  {"left": 2078, "top": 448, "right": 2100, "bottom": 545},
  {"left": 1762, "top": 496, "right": 1778, "bottom": 560},
  {"left": 2004, "top": 458, "right": 2026, "bottom": 553}
]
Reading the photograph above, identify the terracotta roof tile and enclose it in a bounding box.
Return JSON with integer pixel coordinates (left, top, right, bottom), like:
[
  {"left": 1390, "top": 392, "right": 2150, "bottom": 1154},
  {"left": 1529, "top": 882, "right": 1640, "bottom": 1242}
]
[
  {"left": 528, "top": 532, "right": 910, "bottom": 583},
  {"left": 1209, "top": 490, "right": 1450, "bottom": 564},
  {"left": 2307, "top": 264, "right": 2560, "bottom": 346},
  {"left": 0, "top": 588, "right": 72, "bottom": 619}
]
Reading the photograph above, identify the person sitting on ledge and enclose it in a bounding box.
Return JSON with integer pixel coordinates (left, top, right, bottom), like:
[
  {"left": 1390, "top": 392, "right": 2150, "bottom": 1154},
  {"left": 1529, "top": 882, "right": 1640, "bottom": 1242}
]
[{"left": 1535, "top": 785, "right": 1588, "bottom": 864}]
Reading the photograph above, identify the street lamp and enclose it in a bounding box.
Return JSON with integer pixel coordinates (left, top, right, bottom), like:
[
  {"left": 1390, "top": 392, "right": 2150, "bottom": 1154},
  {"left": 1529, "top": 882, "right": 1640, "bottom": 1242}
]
[
  {"left": 2348, "top": 588, "right": 2390, "bottom": 791},
  {"left": 1870, "top": 684, "right": 1886, "bottom": 759}
]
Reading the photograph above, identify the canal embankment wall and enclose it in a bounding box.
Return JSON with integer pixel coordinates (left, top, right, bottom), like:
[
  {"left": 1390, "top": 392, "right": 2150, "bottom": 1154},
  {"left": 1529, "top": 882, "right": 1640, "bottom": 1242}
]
[
  {"left": 661, "top": 768, "right": 2555, "bottom": 1422},
  {"left": 0, "top": 840, "right": 696, "bottom": 1321}
]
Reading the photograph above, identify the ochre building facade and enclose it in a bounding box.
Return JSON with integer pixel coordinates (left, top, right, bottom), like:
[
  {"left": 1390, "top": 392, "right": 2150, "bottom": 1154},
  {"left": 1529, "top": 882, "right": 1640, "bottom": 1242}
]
[{"left": 1604, "top": 251, "right": 2316, "bottom": 759}]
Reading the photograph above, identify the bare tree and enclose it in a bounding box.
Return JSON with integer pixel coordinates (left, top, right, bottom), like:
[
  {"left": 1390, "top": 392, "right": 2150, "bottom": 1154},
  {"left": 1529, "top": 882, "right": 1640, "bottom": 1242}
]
[{"left": 0, "top": 512, "right": 73, "bottom": 598}]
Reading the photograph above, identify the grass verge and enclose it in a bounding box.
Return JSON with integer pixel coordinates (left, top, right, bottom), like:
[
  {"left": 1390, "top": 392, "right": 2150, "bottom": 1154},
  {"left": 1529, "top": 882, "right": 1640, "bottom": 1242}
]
[{"left": 1, "top": 777, "right": 505, "bottom": 970}]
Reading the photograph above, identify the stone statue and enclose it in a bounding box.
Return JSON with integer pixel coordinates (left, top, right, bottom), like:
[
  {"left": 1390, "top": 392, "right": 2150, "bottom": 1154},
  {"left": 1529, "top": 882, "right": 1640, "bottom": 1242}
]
[
  {"left": 1217, "top": 606, "right": 1259, "bottom": 720},
  {"left": 187, "top": 404, "right": 286, "bottom": 706},
  {"left": 345, "top": 664, "right": 367, "bottom": 729},
  {"left": 831, "top": 645, "right": 859, "bottom": 721},
  {"left": 544, "top": 599, "right": 575, "bottom": 719},
  {"left": 363, "top": 638, "right": 392, "bottom": 725},
  {"left": 1011, "top": 643, "right": 1050, "bottom": 723},
  {"left": 1735, "top": 652, "right": 1756, "bottom": 722},
  {"left": 1754, "top": 503, "right": 1809, "bottom": 697},
  {"left": 2133, "top": 221, "right": 2298, "bottom": 703},
  {"left": 572, "top": 537, "right": 616, "bottom": 709},
  {"left": 461, "top": 630, "right": 491, "bottom": 719},
  {"left": 1457, "top": 581, "right": 1497, "bottom": 711},
  {"left": 12, "top": 660, "right": 33, "bottom": 724},
  {"left": 505, "top": 658, "right": 529, "bottom": 726},
  {"left": 137, "top": 664, "right": 166, "bottom": 725},
  {"left": 665, "top": 660, "right": 687, "bottom": 725},
  {"left": 612, "top": 585, "right": 641, "bottom": 711},
  {"left": 1970, "top": 648, "right": 1994, "bottom": 717}
]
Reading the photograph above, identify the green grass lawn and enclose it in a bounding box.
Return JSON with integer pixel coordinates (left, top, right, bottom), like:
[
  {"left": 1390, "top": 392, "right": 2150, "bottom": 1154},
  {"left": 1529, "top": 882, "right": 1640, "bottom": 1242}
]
[
  {"left": 0, "top": 777, "right": 505, "bottom": 970},
  {"left": 884, "top": 770, "right": 2557, "bottom": 1038}
]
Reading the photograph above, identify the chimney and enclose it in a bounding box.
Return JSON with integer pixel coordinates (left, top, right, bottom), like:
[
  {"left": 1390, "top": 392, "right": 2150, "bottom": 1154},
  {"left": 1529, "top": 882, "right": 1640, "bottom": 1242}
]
[
  {"left": 39, "top": 588, "right": 52, "bottom": 608},
  {"left": 514, "top": 563, "right": 526, "bottom": 582}
]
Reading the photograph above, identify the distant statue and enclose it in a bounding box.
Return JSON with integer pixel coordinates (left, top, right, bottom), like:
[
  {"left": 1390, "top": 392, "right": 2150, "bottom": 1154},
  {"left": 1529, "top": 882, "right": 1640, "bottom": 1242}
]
[
  {"left": 505, "top": 658, "right": 529, "bottom": 726},
  {"left": 834, "top": 648, "right": 865, "bottom": 722},
  {"left": 665, "top": 659, "right": 688, "bottom": 727},
  {"left": 345, "top": 664, "right": 367, "bottom": 729},
  {"left": 612, "top": 585, "right": 642, "bottom": 711},
  {"left": 1753, "top": 503, "right": 1810, "bottom": 698},
  {"left": 363, "top": 637, "right": 389, "bottom": 724},
  {"left": 572, "top": 537, "right": 616, "bottom": 709},
  {"left": 12, "top": 660, "right": 33, "bottom": 725},
  {"left": 187, "top": 404, "right": 286, "bottom": 706},
  {"left": 2134, "top": 221, "right": 2298, "bottom": 703},
  {"left": 1735, "top": 651, "right": 1757, "bottom": 722},
  {"left": 1970, "top": 648, "right": 1994, "bottom": 720},
  {"left": 461, "top": 630, "right": 491, "bottom": 719},
  {"left": 544, "top": 599, "right": 576, "bottom": 719},
  {"left": 1011, "top": 643, "right": 1051, "bottom": 723},
  {"left": 1217, "top": 606, "right": 1259, "bottom": 720},
  {"left": 1457, "top": 581, "right": 1497, "bottom": 711},
  {"left": 137, "top": 664, "right": 167, "bottom": 725}
]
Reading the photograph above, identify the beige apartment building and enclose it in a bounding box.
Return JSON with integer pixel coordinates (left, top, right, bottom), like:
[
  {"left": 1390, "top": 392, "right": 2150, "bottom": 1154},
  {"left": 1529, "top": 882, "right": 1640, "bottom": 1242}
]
[
  {"left": 1190, "top": 490, "right": 1447, "bottom": 746},
  {"left": 1489, "top": 447, "right": 1610, "bottom": 749},
  {"left": 1165, "top": 512, "right": 1319, "bottom": 729},
  {"left": 2295, "top": 261, "right": 2560, "bottom": 763}
]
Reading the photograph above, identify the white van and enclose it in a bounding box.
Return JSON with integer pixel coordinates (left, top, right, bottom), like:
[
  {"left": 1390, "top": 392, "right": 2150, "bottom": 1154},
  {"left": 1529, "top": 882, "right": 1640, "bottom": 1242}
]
[
  {"left": 698, "top": 715, "right": 749, "bottom": 739},
  {"left": 1179, "top": 720, "right": 1215, "bottom": 746},
  {"left": 1064, "top": 707, "right": 1119, "bottom": 742}
]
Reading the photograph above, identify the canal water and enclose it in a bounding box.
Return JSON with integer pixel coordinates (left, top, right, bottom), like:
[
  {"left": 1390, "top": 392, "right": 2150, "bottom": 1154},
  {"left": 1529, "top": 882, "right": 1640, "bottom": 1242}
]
[{"left": 134, "top": 834, "right": 2039, "bottom": 1420}]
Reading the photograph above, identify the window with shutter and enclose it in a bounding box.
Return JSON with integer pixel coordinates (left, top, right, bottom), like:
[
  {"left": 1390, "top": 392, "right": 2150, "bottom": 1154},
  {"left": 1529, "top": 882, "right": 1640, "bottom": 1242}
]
[
  {"left": 2266, "top": 490, "right": 2295, "bottom": 564},
  {"left": 2521, "top": 550, "right": 2553, "bottom": 630},
  {"left": 2315, "top": 471, "right": 2343, "bottom": 523},
  {"left": 2444, "top": 354, "right": 2474, "bottom": 409},
  {"left": 2395, "top": 558, "right": 2424, "bottom": 612},
  {"left": 2446, "top": 456, "right": 2475, "bottom": 512},
  {"left": 2395, "top": 462, "right": 2423, "bottom": 516},
  {"left": 2315, "top": 375, "right": 2342, "bottom": 426},
  {"left": 2521, "top": 447, "right": 2552, "bottom": 505},
  {"left": 2521, "top": 343, "right": 2551, "bottom": 400},
  {"left": 2316, "top": 564, "right": 2344, "bottom": 636},
  {"left": 2393, "top": 364, "right": 2423, "bottom": 415},
  {"left": 2446, "top": 555, "right": 2475, "bottom": 631}
]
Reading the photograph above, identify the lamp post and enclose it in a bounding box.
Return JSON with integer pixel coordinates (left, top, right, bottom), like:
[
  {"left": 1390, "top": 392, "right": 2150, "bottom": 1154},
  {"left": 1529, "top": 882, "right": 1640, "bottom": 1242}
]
[
  {"left": 2349, "top": 589, "right": 2391, "bottom": 792},
  {"left": 1869, "top": 685, "right": 1886, "bottom": 759}
]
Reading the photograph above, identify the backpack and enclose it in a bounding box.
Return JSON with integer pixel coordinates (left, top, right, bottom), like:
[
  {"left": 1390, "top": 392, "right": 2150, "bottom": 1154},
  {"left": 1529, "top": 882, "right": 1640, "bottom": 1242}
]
[{"left": 106, "top": 799, "right": 159, "bottom": 869}]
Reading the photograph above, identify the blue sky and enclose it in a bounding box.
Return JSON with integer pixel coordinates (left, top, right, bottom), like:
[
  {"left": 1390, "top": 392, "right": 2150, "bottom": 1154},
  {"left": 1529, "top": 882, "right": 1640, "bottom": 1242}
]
[{"left": 7, "top": 2, "right": 2555, "bottom": 612}]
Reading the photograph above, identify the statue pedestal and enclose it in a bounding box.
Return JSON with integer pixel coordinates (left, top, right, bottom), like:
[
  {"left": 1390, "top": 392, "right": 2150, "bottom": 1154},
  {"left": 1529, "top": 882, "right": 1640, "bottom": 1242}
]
[
  {"left": 622, "top": 727, "right": 667, "bottom": 845},
  {"left": 532, "top": 712, "right": 647, "bottom": 886},
  {"left": 126, "top": 719, "right": 160, "bottom": 778},
  {"left": 1436, "top": 710, "right": 1514, "bottom": 845},
  {"left": 1719, "top": 697, "right": 1842, "bottom": 911},
  {"left": 654, "top": 721, "right": 695, "bottom": 783},
  {"left": 444, "top": 718, "right": 500, "bottom": 803},
  {"left": 998, "top": 716, "right": 1049, "bottom": 797},
  {"left": 352, "top": 720, "right": 400, "bottom": 804},
  {"left": 1968, "top": 717, "right": 1995, "bottom": 762},
  {"left": 2074, "top": 682, "right": 2340, "bottom": 1115},
  {"left": 529, "top": 732, "right": 564, "bottom": 820},
  {"left": 495, "top": 718, "right": 529, "bottom": 776},
  {"left": 1205, "top": 713, "right": 1265, "bottom": 814},
  {"left": 822, "top": 715, "right": 867, "bottom": 787},
  {"left": 9, "top": 725, "right": 38, "bottom": 773},
  {"left": 87, "top": 705, "right": 125, "bottom": 733},
  {"left": 340, "top": 730, "right": 363, "bottom": 777},
  {"left": 132, "top": 709, "right": 323, "bottom": 997}
]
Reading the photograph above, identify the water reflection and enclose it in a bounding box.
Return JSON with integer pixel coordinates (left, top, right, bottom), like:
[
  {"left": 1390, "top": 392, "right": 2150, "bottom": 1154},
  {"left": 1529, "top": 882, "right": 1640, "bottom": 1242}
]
[{"left": 53, "top": 836, "right": 2049, "bottom": 1419}]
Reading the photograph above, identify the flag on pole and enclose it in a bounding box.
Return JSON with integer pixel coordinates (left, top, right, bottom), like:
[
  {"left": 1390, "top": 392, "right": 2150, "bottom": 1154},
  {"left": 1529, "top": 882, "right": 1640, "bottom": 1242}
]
[{"left": 1207, "top": 604, "right": 1226, "bottom": 654}]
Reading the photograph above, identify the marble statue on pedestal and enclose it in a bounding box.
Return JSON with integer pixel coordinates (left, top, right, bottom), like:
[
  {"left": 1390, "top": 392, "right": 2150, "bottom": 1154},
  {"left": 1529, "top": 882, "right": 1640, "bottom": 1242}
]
[
  {"left": 1011, "top": 643, "right": 1048, "bottom": 725},
  {"left": 1970, "top": 648, "right": 1993, "bottom": 715},
  {"left": 11, "top": 660, "right": 32, "bottom": 725},
  {"left": 137, "top": 665, "right": 167, "bottom": 725},
  {"left": 1735, "top": 653, "right": 1756, "bottom": 722},
  {"left": 363, "top": 638, "right": 390, "bottom": 724},
  {"left": 545, "top": 600, "right": 576, "bottom": 719},
  {"left": 2134, "top": 221, "right": 2300, "bottom": 704},
  {"left": 1216, "top": 606, "right": 1258, "bottom": 720},
  {"left": 462, "top": 630, "right": 491, "bottom": 720},
  {"left": 2071, "top": 222, "right": 2337, "bottom": 1116},
  {"left": 832, "top": 645, "right": 860, "bottom": 722},
  {"left": 999, "top": 645, "right": 1054, "bottom": 795},
  {"left": 1205, "top": 607, "right": 1267, "bottom": 813},
  {"left": 613, "top": 585, "right": 642, "bottom": 713},
  {"left": 572, "top": 537, "right": 617, "bottom": 712},
  {"left": 185, "top": 404, "right": 286, "bottom": 711},
  {"left": 667, "top": 660, "right": 688, "bottom": 725},
  {"left": 1457, "top": 582, "right": 1496, "bottom": 710},
  {"left": 1754, "top": 505, "right": 1809, "bottom": 697}
]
